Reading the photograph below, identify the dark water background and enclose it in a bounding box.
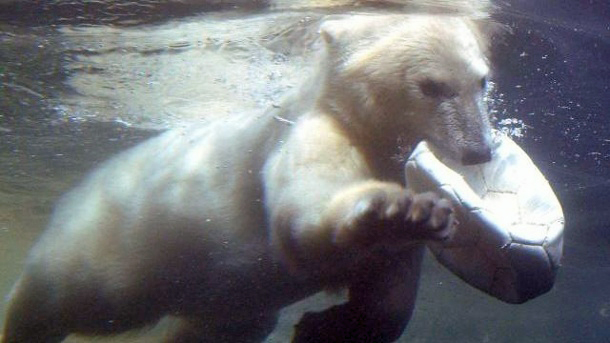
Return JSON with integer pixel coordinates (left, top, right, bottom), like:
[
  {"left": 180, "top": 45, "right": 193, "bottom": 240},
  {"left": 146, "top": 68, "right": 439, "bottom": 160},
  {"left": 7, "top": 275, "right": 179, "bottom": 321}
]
[{"left": 1, "top": 0, "right": 610, "bottom": 342}]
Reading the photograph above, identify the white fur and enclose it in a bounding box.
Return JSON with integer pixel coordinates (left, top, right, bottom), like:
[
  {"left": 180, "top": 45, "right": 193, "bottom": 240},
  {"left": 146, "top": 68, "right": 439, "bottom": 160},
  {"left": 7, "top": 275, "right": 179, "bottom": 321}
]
[{"left": 2, "top": 14, "right": 494, "bottom": 343}]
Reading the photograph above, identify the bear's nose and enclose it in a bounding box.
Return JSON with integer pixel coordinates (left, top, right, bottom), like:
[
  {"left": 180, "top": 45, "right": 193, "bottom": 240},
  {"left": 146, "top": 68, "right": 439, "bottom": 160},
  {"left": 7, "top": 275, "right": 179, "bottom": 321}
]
[{"left": 461, "top": 147, "right": 492, "bottom": 165}]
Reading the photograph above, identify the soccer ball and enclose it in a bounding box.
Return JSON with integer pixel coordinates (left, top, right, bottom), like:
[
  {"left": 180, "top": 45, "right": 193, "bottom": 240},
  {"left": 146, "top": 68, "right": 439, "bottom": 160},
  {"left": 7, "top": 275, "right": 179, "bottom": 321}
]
[{"left": 405, "top": 131, "right": 564, "bottom": 304}]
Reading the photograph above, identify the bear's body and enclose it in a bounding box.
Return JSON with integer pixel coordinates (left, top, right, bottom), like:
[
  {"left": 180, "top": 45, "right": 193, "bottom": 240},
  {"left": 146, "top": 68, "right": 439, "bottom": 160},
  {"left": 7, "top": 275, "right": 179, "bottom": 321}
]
[{"left": 2, "top": 14, "right": 493, "bottom": 343}]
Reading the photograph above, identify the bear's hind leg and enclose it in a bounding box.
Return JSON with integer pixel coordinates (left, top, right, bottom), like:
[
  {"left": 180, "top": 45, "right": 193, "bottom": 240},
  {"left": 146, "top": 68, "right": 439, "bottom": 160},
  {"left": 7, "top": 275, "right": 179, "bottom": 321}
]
[
  {"left": 2, "top": 267, "right": 167, "bottom": 343},
  {"left": 2, "top": 274, "right": 68, "bottom": 343}
]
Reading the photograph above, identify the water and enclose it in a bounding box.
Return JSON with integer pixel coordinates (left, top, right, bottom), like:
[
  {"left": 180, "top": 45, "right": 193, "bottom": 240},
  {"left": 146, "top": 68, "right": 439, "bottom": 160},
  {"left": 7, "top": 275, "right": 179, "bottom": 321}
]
[{"left": 1, "top": 0, "right": 610, "bottom": 342}]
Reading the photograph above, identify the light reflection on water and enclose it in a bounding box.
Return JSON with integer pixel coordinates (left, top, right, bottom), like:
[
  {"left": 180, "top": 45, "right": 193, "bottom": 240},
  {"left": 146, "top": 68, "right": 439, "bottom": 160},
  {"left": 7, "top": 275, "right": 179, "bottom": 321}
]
[
  {"left": 56, "top": 12, "right": 322, "bottom": 130},
  {"left": 1, "top": 1, "right": 610, "bottom": 342}
]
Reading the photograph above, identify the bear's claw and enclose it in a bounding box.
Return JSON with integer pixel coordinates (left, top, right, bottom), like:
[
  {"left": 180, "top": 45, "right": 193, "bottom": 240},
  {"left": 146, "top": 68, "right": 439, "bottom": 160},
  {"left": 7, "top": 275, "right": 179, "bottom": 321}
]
[{"left": 406, "top": 192, "right": 455, "bottom": 241}]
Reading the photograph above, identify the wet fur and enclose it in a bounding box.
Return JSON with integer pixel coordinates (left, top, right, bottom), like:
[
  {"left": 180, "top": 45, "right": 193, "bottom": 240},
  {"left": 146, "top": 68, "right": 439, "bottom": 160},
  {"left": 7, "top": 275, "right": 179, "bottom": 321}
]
[{"left": 2, "top": 13, "right": 493, "bottom": 343}]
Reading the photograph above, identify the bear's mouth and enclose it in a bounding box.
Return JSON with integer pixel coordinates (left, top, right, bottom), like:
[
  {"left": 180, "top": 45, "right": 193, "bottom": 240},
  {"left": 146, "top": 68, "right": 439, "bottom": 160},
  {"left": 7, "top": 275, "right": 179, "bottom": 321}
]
[
  {"left": 421, "top": 141, "right": 490, "bottom": 168},
  {"left": 460, "top": 146, "right": 492, "bottom": 165},
  {"left": 429, "top": 131, "right": 502, "bottom": 167}
]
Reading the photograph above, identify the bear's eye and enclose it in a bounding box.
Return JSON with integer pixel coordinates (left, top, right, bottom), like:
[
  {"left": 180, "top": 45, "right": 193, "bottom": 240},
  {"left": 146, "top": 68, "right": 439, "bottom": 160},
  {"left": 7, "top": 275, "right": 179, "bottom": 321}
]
[{"left": 419, "top": 79, "right": 455, "bottom": 98}]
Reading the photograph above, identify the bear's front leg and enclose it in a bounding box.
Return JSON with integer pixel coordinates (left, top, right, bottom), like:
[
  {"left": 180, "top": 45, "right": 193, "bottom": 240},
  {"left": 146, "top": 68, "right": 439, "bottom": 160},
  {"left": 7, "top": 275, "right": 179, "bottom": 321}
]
[{"left": 264, "top": 116, "right": 454, "bottom": 341}]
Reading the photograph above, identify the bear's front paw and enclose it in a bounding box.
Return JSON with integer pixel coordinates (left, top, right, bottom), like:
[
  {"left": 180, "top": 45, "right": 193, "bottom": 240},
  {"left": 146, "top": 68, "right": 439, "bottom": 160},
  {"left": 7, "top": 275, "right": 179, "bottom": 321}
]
[
  {"left": 405, "top": 192, "right": 454, "bottom": 241},
  {"left": 332, "top": 187, "right": 413, "bottom": 247},
  {"left": 332, "top": 187, "right": 455, "bottom": 248}
]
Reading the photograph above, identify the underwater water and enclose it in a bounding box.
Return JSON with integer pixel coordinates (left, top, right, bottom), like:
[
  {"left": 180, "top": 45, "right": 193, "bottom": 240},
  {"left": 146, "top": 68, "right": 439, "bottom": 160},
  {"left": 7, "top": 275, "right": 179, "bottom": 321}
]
[{"left": 1, "top": 0, "right": 610, "bottom": 342}]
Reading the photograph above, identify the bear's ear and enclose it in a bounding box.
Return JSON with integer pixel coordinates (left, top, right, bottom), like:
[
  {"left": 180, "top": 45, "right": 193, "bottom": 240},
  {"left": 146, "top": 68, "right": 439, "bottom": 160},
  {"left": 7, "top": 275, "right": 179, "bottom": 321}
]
[
  {"left": 319, "top": 14, "right": 382, "bottom": 46},
  {"left": 319, "top": 15, "right": 352, "bottom": 45}
]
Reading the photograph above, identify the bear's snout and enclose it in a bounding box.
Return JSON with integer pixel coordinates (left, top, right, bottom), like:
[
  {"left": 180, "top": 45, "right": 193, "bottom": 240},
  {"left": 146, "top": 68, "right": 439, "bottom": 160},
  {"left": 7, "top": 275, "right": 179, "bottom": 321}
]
[{"left": 461, "top": 146, "right": 492, "bottom": 165}]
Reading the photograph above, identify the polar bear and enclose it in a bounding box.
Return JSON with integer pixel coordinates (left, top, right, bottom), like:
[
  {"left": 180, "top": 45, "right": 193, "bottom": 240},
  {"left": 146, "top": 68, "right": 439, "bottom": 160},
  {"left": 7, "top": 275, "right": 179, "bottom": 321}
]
[{"left": 2, "top": 13, "right": 493, "bottom": 343}]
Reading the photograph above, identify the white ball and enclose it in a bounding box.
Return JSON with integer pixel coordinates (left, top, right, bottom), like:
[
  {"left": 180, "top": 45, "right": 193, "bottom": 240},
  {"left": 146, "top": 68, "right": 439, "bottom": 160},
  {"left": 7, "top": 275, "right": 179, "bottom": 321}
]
[{"left": 405, "top": 131, "right": 564, "bottom": 304}]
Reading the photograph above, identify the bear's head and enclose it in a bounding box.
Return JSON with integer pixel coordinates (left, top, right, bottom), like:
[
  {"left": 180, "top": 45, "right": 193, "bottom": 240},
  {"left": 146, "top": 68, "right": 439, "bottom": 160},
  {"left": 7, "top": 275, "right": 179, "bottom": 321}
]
[{"left": 319, "top": 14, "right": 494, "bottom": 166}]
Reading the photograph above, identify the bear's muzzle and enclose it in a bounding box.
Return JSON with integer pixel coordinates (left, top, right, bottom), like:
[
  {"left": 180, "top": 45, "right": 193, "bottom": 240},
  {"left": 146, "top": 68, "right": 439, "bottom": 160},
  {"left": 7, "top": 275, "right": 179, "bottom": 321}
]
[{"left": 461, "top": 146, "right": 492, "bottom": 165}]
